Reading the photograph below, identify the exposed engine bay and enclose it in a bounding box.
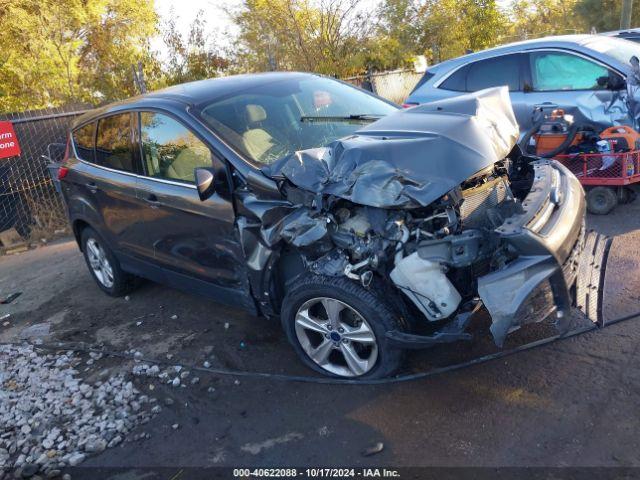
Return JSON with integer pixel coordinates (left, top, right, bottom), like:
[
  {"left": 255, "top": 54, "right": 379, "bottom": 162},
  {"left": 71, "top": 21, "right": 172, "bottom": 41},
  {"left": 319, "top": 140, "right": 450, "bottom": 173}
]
[{"left": 236, "top": 87, "right": 606, "bottom": 349}]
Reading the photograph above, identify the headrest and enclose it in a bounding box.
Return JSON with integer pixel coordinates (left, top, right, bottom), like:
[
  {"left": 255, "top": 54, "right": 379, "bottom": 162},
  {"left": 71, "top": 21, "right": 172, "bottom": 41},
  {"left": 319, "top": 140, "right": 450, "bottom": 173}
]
[{"left": 246, "top": 104, "right": 267, "bottom": 124}]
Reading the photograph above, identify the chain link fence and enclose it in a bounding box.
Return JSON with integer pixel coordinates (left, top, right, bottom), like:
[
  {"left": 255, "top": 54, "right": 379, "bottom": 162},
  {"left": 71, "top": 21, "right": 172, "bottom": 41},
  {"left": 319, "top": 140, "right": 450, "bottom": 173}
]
[
  {"left": 342, "top": 69, "right": 424, "bottom": 104},
  {"left": 0, "top": 106, "right": 87, "bottom": 243}
]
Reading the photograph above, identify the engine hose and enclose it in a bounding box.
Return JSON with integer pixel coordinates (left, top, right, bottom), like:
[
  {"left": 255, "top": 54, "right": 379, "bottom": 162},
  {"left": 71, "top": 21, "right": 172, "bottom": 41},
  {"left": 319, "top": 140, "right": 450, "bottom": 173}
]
[{"left": 5, "top": 309, "right": 640, "bottom": 386}]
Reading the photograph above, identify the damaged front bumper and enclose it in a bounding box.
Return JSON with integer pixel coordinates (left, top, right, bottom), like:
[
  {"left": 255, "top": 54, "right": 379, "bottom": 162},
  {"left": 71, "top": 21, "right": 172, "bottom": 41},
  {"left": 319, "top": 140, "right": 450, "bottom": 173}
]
[{"left": 478, "top": 160, "right": 610, "bottom": 345}]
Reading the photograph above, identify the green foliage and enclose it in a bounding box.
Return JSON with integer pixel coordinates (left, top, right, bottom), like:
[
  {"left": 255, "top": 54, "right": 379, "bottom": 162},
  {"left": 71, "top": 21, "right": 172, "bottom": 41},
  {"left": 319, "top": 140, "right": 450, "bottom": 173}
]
[
  {"left": 162, "top": 9, "right": 229, "bottom": 85},
  {"left": 0, "top": 0, "right": 157, "bottom": 113},
  {"left": 574, "top": 0, "right": 640, "bottom": 32},
  {"left": 231, "top": 0, "right": 373, "bottom": 77},
  {"left": 0, "top": 0, "right": 637, "bottom": 115}
]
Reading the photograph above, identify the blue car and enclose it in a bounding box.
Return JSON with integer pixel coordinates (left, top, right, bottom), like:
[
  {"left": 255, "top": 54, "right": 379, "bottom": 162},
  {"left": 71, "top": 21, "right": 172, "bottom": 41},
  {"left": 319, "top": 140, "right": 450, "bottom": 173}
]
[{"left": 406, "top": 34, "right": 640, "bottom": 130}]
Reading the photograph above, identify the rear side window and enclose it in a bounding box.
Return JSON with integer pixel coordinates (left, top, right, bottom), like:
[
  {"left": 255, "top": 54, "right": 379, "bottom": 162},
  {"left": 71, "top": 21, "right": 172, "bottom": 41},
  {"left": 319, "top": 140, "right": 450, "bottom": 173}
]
[
  {"left": 140, "top": 112, "right": 212, "bottom": 183},
  {"left": 411, "top": 71, "right": 436, "bottom": 94},
  {"left": 96, "top": 113, "right": 135, "bottom": 172},
  {"left": 466, "top": 55, "right": 520, "bottom": 91},
  {"left": 72, "top": 123, "right": 96, "bottom": 162}
]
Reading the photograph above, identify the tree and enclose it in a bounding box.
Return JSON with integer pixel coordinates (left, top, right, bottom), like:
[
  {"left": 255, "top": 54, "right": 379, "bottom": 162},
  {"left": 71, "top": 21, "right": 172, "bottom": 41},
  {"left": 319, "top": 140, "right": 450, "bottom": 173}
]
[
  {"left": 374, "top": 0, "right": 507, "bottom": 66},
  {"left": 231, "top": 0, "right": 373, "bottom": 77},
  {"left": 574, "top": 0, "right": 640, "bottom": 32},
  {"left": 506, "top": 0, "right": 584, "bottom": 41},
  {"left": 0, "top": 0, "right": 157, "bottom": 113},
  {"left": 161, "top": 9, "right": 230, "bottom": 85}
]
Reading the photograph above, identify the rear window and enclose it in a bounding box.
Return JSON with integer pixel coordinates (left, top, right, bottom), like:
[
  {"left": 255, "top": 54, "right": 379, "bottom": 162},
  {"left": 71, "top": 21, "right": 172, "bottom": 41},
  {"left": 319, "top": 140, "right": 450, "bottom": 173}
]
[
  {"left": 96, "top": 113, "right": 135, "bottom": 172},
  {"left": 72, "top": 123, "right": 96, "bottom": 162}
]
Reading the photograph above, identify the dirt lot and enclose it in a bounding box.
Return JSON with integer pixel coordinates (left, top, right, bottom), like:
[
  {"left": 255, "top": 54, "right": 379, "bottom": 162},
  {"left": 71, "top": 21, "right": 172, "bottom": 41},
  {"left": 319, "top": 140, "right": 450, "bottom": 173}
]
[{"left": 2, "top": 199, "right": 640, "bottom": 475}]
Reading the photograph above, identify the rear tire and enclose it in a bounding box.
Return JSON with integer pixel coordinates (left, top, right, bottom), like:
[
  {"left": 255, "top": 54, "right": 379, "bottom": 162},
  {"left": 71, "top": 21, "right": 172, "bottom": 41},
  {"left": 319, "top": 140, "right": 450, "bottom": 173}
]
[
  {"left": 81, "top": 227, "right": 136, "bottom": 297},
  {"left": 281, "top": 275, "right": 405, "bottom": 379},
  {"left": 586, "top": 187, "right": 617, "bottom": 215}
]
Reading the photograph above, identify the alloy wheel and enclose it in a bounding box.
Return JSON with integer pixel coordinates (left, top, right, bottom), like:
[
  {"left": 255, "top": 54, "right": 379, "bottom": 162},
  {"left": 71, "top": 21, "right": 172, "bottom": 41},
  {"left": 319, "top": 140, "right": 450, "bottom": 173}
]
[
  {"left": 86, "top": 238, "right": 114, "bottom": 288},
  {"left": 294, "top": 297, "right": 378, "bottom": 377}
]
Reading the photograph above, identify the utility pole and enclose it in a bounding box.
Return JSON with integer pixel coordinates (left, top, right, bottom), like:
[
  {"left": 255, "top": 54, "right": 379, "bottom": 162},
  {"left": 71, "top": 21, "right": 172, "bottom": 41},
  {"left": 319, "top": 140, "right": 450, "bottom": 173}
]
[{"left": 621, "top": 0, "right": 633, "bottom": 30}]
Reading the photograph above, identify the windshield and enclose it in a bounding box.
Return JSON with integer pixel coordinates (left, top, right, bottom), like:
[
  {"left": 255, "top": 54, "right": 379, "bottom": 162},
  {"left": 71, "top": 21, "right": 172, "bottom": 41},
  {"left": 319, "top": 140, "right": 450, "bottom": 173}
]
[
  {"left": 199, "top": 76, "right": 398, "bottom": 166},
  {"left": 584, "top": 36, "right": 640, "bottom": 68}
]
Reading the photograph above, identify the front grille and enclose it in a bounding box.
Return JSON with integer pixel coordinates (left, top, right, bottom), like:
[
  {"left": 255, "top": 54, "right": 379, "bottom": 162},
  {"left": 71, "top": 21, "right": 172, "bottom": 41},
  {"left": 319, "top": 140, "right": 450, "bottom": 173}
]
[{"left": 460, "top": 176, "right": 511, "bottom": 229}]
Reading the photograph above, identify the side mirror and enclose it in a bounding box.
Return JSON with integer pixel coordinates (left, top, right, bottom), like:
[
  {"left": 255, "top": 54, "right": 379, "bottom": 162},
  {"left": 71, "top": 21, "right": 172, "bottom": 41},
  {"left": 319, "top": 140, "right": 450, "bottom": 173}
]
[
  {"left": 602, "top": 73, "right": 626, "bottom": 91},
  {"left": 195, "top": 167, "right": 216, "bottom": 201}
]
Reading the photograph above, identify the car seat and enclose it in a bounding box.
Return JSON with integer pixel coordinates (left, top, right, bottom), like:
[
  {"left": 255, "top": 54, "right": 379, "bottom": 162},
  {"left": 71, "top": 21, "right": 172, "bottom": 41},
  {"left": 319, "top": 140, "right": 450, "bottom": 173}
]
[{"left": 242, "top": 104, "right": 280, "bottom": 163}]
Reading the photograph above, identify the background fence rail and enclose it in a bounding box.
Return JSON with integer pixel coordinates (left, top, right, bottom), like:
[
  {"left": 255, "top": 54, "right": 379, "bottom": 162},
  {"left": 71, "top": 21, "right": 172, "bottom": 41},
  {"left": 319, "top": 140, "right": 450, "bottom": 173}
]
[{"left": 342, "top": 69, "right": 423, "bottom": 104}]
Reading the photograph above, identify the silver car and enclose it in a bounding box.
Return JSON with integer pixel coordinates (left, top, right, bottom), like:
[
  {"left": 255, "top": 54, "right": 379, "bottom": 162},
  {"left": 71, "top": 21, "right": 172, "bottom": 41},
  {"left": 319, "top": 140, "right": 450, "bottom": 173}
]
[{"left": 406, "top": 34, "right": 640, "bottom": 130}]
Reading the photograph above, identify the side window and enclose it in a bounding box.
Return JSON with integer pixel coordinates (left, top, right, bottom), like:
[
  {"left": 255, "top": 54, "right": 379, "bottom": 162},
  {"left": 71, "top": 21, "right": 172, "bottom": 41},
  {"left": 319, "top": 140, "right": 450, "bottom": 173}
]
[
  {"left": 529, "top": 51, "right": 609, "bottom": 91},
  {"left": 72, "top": 122, "right": 96, "bottom": 162},
  {"left": 96, "top": 113, "right": 135, "bottom": 172},
  {"left": 466, "top": 55, "right": 521, "bottom": 92},
  {"left": 140, "top": 112, "right": 212, "bottom": 183},
  {"left": 440, "top": 65, "right": 469, "bottom": 91}
]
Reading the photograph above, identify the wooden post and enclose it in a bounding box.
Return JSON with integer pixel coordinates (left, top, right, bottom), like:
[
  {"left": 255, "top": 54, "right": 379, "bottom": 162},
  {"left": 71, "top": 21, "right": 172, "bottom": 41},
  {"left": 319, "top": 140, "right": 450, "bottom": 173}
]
[{"left": 621, "top": 0, "right": 633, "bottom": 30}]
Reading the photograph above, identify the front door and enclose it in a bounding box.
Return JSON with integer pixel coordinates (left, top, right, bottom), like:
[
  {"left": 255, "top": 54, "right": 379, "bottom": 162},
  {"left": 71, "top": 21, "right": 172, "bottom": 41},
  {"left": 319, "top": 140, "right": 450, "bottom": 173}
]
[
  {"left": 134, "top": 111, "right": 253, "bottom": 310},
  {"left": 522, "top": 50, "right": 626, "bottom": 129}
]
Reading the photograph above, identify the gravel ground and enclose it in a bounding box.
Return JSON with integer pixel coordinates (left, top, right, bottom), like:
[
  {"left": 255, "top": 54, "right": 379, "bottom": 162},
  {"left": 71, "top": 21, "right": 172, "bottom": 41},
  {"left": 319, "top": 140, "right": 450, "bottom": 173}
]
[
  {"left": 0, "top": 197, "right": 639, "bottom": 477},
  {"left": 0, "top": 344, "right": 159, "bottom": 479}
]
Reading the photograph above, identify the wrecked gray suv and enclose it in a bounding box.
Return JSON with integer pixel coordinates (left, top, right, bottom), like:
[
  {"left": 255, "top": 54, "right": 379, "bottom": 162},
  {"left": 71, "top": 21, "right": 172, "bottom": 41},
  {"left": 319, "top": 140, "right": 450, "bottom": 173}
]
[{"left": 61, "top": 73, "right": 608, "bottom": 379}]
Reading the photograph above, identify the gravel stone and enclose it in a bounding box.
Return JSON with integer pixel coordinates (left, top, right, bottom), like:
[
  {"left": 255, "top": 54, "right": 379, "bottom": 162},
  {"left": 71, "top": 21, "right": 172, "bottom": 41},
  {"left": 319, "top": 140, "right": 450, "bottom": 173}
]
[{"left": 0, "top": 345, "right": 158, "bottom": 471}]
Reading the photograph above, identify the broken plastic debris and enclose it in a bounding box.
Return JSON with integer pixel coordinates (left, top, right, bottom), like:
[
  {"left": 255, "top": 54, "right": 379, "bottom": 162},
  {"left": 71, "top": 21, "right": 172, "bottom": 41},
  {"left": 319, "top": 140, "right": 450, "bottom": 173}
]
[
  {"left": 0, "top": 292, "right": 21, "bottom": 304},
  {"left": 362, "top": 442, "right": 384, "bottom": 457}
]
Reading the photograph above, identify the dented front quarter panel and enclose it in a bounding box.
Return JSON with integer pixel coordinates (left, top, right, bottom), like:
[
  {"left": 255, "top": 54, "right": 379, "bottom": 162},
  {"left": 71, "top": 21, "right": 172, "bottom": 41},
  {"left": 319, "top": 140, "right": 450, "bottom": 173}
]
[{"left": 478, "top": 161, "right": 586, "bottom": 345}]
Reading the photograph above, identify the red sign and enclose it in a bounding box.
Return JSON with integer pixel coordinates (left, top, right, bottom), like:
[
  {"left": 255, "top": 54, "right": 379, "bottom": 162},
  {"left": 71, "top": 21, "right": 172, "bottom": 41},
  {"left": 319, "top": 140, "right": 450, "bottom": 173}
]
[{"left": 0, "top": 121, "right": 21, "bottom": 159}]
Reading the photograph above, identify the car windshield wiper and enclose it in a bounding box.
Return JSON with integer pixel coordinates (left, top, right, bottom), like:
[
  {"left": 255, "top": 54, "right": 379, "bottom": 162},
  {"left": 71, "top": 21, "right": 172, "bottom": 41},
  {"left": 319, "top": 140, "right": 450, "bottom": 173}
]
[{"left": 299, "top": 114, "right": 385, "bottom": 123}]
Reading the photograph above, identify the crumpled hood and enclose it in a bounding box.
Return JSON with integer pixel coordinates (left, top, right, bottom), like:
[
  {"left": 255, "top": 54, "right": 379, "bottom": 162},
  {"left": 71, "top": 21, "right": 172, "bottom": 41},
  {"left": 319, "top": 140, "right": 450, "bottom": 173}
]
[{"left": 265, "top": 87, "right": 519, "bottom": 208}]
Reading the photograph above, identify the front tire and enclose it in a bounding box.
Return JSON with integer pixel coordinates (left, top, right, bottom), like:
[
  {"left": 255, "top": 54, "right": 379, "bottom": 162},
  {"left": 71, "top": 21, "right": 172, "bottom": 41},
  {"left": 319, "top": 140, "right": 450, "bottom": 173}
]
[
  {"left": 281, "top": 275, "right": 406, "bottom": 379},
  {"left": 81, "top": 227, "right": 136, "bottom": 297}
]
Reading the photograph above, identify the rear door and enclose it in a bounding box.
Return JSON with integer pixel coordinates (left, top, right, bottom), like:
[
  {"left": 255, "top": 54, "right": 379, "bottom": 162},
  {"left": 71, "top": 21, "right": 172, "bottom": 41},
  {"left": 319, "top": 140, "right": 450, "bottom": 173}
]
[
  {"left": 435, "top": 53, "right": 531, "bottom": 128},
  {"left": 92, "top": 112, "right": 151, "bottom": 258},
  {"left": 68, "top": 113, "right": 148, "bottom": 258},
  {"left": 134, "top": 110, "right": 252, "bottom": 308}
]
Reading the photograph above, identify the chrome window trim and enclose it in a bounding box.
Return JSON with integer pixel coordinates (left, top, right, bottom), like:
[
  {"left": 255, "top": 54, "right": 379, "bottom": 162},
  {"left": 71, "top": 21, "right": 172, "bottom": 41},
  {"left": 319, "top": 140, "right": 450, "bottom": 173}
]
[
  {"left": 433, "top": 47, "right": 624, "bottom": 91},
  {"left": 76, "top": 158, "right": 197, "bottom": 190}
]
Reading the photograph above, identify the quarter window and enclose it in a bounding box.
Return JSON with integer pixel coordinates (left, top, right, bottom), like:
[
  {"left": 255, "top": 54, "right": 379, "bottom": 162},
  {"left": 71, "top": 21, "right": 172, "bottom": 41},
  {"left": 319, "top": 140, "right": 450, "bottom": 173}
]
[
  {"left": 96, "top": 113, "right": 135, "bottom": 172},
  {"left": 140, "top": 112, "right": 212, "bottom": 183},
  {"left": 72, "top": 122, "right": 96, "bottom": 162},
  {"left": 466, "top": 55, "right": 521, "bottom": 91},
  {"left": 529, "top": 52, "right": 609, "bottom": 91}
]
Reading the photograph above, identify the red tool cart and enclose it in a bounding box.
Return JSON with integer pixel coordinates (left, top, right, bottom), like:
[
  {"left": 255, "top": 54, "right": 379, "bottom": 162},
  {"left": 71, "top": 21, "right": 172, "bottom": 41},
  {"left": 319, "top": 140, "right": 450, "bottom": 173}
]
[{"left": 554, "top": 149, "right": 640, "bottom": 214}]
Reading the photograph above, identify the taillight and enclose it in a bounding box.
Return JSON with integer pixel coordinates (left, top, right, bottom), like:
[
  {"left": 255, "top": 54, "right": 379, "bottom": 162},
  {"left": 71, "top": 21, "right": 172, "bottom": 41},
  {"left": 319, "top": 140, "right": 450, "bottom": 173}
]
[
  {"left": 402, "top": 102, "right": 418, "bottom": 109},
  {"left": 58, "top": 134, "right": 71, "bottom": 180}
]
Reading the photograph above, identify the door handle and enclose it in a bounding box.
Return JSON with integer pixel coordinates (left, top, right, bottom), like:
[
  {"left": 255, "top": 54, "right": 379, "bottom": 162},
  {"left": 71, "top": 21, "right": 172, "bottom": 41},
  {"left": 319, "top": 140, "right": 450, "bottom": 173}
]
[
  {"left": 86, "top": 182, "right": 98, "bottom": 193},
  {"left": 144, "top": 193, "right": 161, "bottom": 206},
  {"left": 534, "top": 102, "right": 559, "bottom": 109}
]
